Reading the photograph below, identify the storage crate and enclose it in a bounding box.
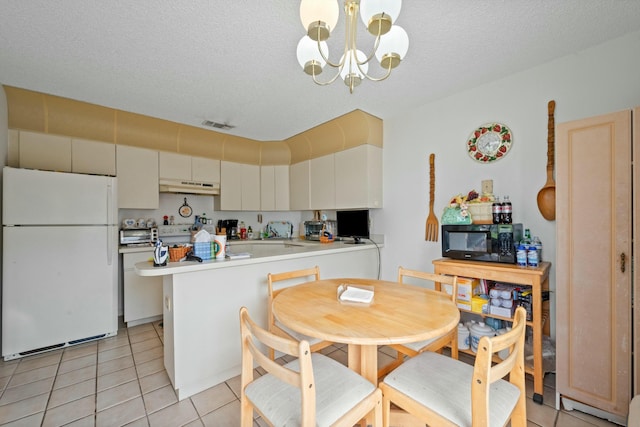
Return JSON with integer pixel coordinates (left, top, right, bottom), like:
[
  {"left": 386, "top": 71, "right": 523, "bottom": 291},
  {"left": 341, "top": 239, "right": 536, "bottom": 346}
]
[{"left": 193, "top": 242, "right": 214, "bottom": 260}]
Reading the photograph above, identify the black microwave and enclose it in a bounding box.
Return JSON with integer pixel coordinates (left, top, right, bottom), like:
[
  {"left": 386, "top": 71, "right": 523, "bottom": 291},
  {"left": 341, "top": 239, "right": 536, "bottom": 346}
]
[{"left": 441, "top": 224, "right": 523, "bottom": 264}]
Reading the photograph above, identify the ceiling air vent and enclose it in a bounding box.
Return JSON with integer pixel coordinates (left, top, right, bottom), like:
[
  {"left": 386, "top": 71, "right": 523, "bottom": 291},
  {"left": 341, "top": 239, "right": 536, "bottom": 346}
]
[{"left": 201, "top": 120, "right": 235, "bottom": 130}]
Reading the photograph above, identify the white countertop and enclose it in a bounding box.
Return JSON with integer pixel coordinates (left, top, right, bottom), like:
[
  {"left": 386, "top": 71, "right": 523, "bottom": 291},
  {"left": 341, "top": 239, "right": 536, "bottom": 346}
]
[{"left": 135, "top": 238, "right": 382, "bottom": 276}]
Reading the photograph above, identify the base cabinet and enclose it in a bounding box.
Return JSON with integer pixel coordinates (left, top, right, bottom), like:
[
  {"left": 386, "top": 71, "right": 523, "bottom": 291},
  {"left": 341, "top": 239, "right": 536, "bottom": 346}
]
[
  {"left": 123, "top": 251, "right": 163, "bottom": 327},
  {"left": 433, "top": 258, "right": 550, "bottom": 404}
]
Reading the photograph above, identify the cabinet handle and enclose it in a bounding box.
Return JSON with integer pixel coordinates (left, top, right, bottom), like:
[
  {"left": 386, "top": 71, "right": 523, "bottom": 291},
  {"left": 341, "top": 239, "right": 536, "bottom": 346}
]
[{"left": 621, "top": 253, "right": 626, "bottom": 273}]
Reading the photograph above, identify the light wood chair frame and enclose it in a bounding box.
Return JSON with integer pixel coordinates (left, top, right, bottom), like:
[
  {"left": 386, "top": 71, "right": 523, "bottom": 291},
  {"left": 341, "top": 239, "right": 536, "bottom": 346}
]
[
  {"left": 380, "top": 306, "right": 528, "bottom": 427},
  {"left": 377, "top": 267, "right": 459, "bottom": 378},
  {"left": 267, "top": 266, "right": 333, "bottom": 360},
  {"left": 240, "top": 307, "right": 382, "bottom": 427}
]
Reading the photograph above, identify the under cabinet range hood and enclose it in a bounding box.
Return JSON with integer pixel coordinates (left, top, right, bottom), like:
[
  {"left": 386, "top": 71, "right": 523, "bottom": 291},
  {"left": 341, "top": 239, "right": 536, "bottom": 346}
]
[{"left": 158, "top": 179, "right": 220, "bottom": 195}]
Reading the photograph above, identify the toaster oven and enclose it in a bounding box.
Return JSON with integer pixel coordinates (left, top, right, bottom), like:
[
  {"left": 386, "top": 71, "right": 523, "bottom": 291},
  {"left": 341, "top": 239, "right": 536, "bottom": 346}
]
[{"left": 119, "top": 227, "right": 159, "bottom": 246}]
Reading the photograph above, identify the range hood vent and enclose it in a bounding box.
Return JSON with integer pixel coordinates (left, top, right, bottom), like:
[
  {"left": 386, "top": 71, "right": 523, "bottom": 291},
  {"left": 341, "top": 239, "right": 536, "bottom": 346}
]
[{"left": 159, "top": 179, "right": 220, "bottom": 195}]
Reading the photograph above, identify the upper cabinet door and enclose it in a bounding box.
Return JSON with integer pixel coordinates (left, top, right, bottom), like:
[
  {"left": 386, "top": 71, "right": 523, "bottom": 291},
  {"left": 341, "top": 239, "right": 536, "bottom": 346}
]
[
  {"left": 159, "top": 152, "right": 191, "bottom": 181},
  {"left": 241, "top": 164, "right": 261, "bottom": 211},
  {"left": 309, "top": 154, "right": 335, "bottom": 210},
  {"left": 273, "top": 165, "right": 290, "bottom": 211},
  {"left": 19, "top": 131, "right": 72, "bottom": 172},
  {"left": 72, "top": 138, "right": 116, "bottom": 176},
  {"left": 289, "top": 161, "right": 310, "bottom": 211},
  {"left": 116, "top": 145, "right": 159, "bottom": 209},
  {"left": 192, "top": 157, "right": 220, "bottom": 183},
  {"left": 335, "top": 145, "right": 382, "bottom": 209},
  {"left": 220, "top": 161, "right": 242, "bottom": 210}
]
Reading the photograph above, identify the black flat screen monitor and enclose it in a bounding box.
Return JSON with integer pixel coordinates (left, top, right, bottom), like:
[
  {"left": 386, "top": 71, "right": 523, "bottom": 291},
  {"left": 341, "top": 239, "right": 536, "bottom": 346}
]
[{"left": 336, "top": 209, "right": 370, "bottom": 242}]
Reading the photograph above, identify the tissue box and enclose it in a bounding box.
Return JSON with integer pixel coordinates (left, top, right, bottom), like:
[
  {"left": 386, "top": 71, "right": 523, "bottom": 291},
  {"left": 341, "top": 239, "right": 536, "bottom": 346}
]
[
  {"left": 193, "top": 242, "right": 214, "bottom": 260},
  {"left": 457, "top": 277, "right": 479, "bottom": 302},
  {"left": 471, "top": 296, "right": 489, "bottom": 313}
]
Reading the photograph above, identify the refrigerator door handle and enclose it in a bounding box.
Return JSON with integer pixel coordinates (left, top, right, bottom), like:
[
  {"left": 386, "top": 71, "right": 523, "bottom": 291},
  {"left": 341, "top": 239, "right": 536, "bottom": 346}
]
[
  {"left": 107, "top": 226, "right": 114, "bottom": 265},
  {"left": 106, "top": 182, "right": 114, "bottom": 266}
]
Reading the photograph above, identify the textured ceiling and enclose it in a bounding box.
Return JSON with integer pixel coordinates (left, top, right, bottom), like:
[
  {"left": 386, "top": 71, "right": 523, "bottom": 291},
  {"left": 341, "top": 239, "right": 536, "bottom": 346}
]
[{"left": 1, "top": 1, "right": 640, "bottom": 141}]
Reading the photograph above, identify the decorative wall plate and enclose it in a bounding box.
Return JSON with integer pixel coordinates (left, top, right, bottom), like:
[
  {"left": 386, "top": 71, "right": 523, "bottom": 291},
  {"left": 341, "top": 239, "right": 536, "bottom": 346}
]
[{"left": 467, "top": 123, "right": 513, "bottom": 163}]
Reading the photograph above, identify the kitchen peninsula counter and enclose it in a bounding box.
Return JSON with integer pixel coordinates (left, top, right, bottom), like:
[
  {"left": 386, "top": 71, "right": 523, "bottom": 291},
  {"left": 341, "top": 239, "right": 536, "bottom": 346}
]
[{"left": 134, "top": 238, "right": 382, "bottom": 401}]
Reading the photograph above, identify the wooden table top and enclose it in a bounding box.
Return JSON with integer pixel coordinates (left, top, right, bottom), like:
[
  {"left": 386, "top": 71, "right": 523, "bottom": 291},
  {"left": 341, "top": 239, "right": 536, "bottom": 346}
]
[{"left": 272, "top": 278, "right": 460, "bottom": 346}]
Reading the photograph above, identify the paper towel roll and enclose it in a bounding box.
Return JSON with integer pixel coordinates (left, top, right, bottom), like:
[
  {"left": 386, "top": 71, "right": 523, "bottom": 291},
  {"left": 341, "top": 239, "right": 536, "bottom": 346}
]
[{"left": 214, "top": 234, "right": 227, "bottom": 259}]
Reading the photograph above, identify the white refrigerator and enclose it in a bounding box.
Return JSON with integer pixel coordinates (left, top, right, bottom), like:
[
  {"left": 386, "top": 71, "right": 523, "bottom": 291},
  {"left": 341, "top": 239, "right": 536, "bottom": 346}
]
[{"left": 2, "top": 166, "right": 118, "bottom": 360}]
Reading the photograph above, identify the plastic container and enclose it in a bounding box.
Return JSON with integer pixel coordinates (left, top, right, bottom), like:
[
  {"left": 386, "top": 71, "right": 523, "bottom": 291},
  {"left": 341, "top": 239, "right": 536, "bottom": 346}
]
[
  {"left": 193, "top": 242, "right": 214, "bottom": 260},
  {"left": 469, "top": 321, "right": 495, "bottom": 353},
  {"left": 527, "top": 244, "right": 539, "bottom": 267},
  {"left": 457, "top": 323, "right": 470, "bottom": 350},
  {"left": 214, "top": 234, "right": 227, "bottom": 259},
  {"left": 532, "top": 236, "right": 543, "bottom": 261},
  {"left": 516, "top": 244, "right": 527, "bottom": 266}
]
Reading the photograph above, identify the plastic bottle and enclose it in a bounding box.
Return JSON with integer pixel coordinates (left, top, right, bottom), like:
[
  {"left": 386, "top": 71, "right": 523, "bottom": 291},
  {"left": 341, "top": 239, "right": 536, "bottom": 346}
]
[
  {"left": 492, "top": 196, "right": 502, "bottom": 224},
  {"left": 239, "top": 221, "right": 247, "bottom": 240},
  {"left": 516, "top": 245, "right": 528, "bottom": 267},
  {"left": 532, "top": 236, "right": 543, "bottom": 261},
  {"left": 501, "top": 195, "right": 512, "bottom": 224},
  {"left": 527, "top": 244, "right": 539, "bottom": 267},
  {"left": 522, "top": 228, "right": 532, "bottom": 245}
]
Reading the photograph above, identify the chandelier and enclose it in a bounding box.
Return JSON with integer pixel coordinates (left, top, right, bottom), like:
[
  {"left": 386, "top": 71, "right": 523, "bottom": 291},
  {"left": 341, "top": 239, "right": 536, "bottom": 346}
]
[{"left": 296, "top": 0, "right": 409, "bottom": 93}]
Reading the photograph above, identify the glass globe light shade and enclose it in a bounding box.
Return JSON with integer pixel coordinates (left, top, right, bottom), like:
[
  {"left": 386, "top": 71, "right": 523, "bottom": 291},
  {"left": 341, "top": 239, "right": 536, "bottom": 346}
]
[
  {"left": 300, "top": 0, "right": 339, "bottom": 36},
  {"left": 360, "top": 0, "right": 402, "bottom": 29},
  {"left": 297, "top": 36, "right": 329, "bottom": 75},
  {"left": 375, "top": 25, "right": 409, "bottom": 68},
  {"left": 340, "top": 49, "right": 369, "bottom": 80}
]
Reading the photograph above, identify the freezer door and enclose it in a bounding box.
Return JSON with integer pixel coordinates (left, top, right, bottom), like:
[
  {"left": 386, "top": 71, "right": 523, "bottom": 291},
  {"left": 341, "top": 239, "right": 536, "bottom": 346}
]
[
  {"left": 2, "top": 166, "right": 117, "bottom": 225},
  {"left": 2, "top": 226, "right": 118, "bottom": 358}
]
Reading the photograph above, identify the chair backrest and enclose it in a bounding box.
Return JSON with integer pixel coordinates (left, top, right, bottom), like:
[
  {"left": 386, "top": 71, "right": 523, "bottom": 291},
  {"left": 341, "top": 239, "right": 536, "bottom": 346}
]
[
  {"left": 267, "top": 266, "right": 320, "bottom": 327},
  {"left": 397, "top": 266, "right": 457, "bottom": 302},
  {"left": 472, "top": 306, "right": 527, "bottom": 425},
  {"left": 239, "top": 306, "right": 317, "bottom": 425}
]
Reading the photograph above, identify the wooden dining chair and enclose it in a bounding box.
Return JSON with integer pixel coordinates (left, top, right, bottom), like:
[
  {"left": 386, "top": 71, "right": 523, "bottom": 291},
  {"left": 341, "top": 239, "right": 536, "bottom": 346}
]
[
  {"left": 377, "top": 267, "right": 459, "bottom": 378},
  {"left": 239, "top": 306, "right": 382, "bottom": 427},
  {"left": 267, "top": 266, "right": 333, "bottom": 360},
  {"left": 380, "top": 306, "right": 527, "bottom": 427}
]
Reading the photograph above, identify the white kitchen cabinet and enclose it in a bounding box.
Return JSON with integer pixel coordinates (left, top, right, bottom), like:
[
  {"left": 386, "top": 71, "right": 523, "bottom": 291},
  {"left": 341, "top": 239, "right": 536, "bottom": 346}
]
[
  {"left": 220, "top": 161, "right": 260, "bottom": 211},
  {"left": 289, "top": 160, "right": 310, "bottom": 211},
  {"left": 335, "top": 145, "right": 382, "bottom": 209},
  {"left": 123, "top": 251, "right": 163, "bottom": 327},
  {"left": 116, "top": 145, "right": 159, "bottom": 209},
  {"left": 71, "top": 138, "right": 116, "bottom": 176},
  {"left": 260, "top": 165, "right": 289, "bottom": 211},
  {"left": 19, "top": 131, "right": 72, "bottom": 172},
  {"left": 192, "top": 156, "right": 220, "bottom": 183},
  {"left": 309, "top": 154, "right": 335, "bottom": 210},
  {"left": 159, "top": 152, "right": 220, "bottom": 183}
]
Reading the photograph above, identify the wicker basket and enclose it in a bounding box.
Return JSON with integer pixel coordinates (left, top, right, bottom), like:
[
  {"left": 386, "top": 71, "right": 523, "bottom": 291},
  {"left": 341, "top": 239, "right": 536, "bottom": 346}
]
[{"left": 168, "top": 245, "right": 190, "bottom": 262}]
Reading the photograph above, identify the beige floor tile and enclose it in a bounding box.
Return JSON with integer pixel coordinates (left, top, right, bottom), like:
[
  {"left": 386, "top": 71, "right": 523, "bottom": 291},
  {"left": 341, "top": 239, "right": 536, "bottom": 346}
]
[
  {"left": 98, "top": 345, "right": 132, "bottom": 364},
  {"left": 41, "top": 394, "right": 95, "bottom": 427},
  {"left": 560, "top": 408, "right": 621, "bottom": 427},
  {"left": 142, "top": 385, "right": 178, "bottom": 414},
  {"left": 138, "top": 371, "right": 171, "bottom": 394},
  {"left": 146, "top": 399, "right": 199, "bottom": 427},
  {"left": 0, "top": 376, "right": 11, "bottom": 395},
  {"left": 183, "top": 419, "right": 204, "bottom": 427},
  {"left": 0, "top": 361, "right": 19, "bottom": 379},
  {"left": 200, "top": 400, "right": 240, "bottom": 427},
  {"left": 223, "top": 374, "right": 241, "bottom": 398},
  {"left": 134, "top": 358, "right": 165, "bottom": 379},
  {"left": 0, "top": 393, "right": 48, "bottom": 424},
  {"left": 58, "top": 354, "right": 97, "bottom": 375},
  {"left": 122, "top": 416, "right": 149, "bottom": 427},
  {"left": 7, "top": 364, "right": 58, "bottom": 388},
  {"left": 128, "top": 323, "right": 155, "bottom": 335},
  {"left": 190, "top": 382, "right": 236, "bottom": 417},
  {"left": 97, "top": 355, "right": 135, "bottom": 377},
  {"left": 96, "top": 380, "right": 141, "bottom": 412},
  {"left": 131, "top": 338, "right": 162, "bottom": 355},
  {"left": 526, "top": 397, "right": 559, "bottom": 427},
  {"left": 97, "top": 366, "right": 138, "bottom": 392},
  {"left": 0, "top": 377, "right": 54, "bottom": 405},
  {"left": 96, "top": 396, "right": 146, "bottom": 427},
  {"left": 61, "top": 342, "right": 98, "bottom": 362},
  {"left": 47, "top": 378, "right": 95, "bottom": 409},
  {"left": 98, "top": 335, "right": 130, "bottom": 352},
  {"left": 53, "top": 365, "right": 97, "bottom": 390},
  {"left": 63, "top": 414, "right": 96, "bottom": 427},
  {"left": 128, "top": 330, "right": 159, "bottom": 345},
  {"left": 14, "top": 353, "right": 61, "bottom": 374},
  {"left": 132, "top": 347, "right": 163, "bottom": 365},
  {"left": 0, "top": 411, "right": 44, "bottom": 427}
]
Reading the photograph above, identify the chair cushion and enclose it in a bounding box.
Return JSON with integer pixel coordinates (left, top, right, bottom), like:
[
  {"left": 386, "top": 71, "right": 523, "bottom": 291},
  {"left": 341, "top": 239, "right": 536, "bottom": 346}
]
[
  {"left": 401, "top": 336, "right": 437, "bottom": 352},
  {"left": 245, "top": 353, "right": 376, "bottom": 427},
  {"left": 383, "top": 351, "right": 520, "bottom": 427},
  {"left": 275, "top": 319, "right": 326, "bottom": 346}
]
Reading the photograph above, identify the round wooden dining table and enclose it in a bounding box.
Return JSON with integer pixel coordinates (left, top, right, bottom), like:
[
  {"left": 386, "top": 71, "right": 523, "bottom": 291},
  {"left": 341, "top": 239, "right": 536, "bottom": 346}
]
[{"left": 271, "top": 278, "right": 460, "bottom": 385}]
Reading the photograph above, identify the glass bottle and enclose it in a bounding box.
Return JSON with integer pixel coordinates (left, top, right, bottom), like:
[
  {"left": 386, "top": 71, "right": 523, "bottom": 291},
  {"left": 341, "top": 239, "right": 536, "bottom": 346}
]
[
  {"left": 492, "top": 196, "right": 502, "bottom": 224},
  {"left": 501, "top": 195, "right": 512, "bottom": 224}
]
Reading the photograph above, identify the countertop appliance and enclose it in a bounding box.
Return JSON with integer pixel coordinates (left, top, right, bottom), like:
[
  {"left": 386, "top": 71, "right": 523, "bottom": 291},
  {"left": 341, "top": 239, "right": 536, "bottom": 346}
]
[
  {"left": 304, "top": 220, "right": 336, "bottom": 241},
  {"left": 120, "top": 227, "right": 159, "bottom": 246},
  {"left": 441, "top": 223, "right": 523, "bottom": 264},
  {"left": 218, "top": 219, "right": 238, "bottom": 240},
  {"left": 2, "top": 166, "right": 118, "bottom": 360}
]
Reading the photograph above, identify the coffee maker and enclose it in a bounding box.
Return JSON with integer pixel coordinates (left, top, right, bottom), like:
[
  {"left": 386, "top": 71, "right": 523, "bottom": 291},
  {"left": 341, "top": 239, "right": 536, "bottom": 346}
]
[{"left": 218, "top": 219, "right": 239, "bottom": 240}]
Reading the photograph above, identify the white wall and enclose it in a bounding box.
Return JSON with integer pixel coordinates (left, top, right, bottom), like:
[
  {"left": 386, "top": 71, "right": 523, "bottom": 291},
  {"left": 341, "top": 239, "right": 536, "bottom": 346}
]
[
  {"left": 1, "top": 85, "right": 8, "bottom": 350},
  {"left": 375, "top": 30, "right": 640, "bottom": 337}
]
